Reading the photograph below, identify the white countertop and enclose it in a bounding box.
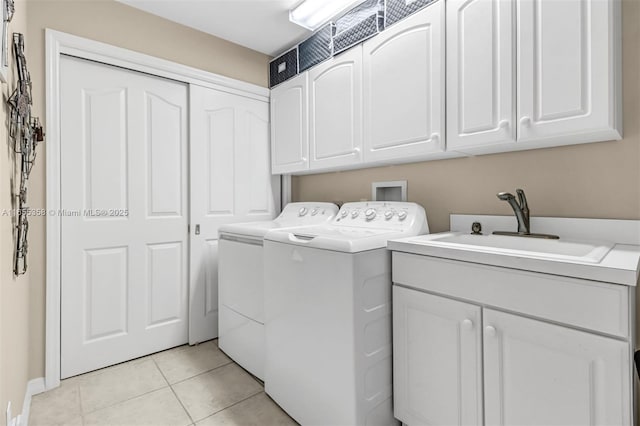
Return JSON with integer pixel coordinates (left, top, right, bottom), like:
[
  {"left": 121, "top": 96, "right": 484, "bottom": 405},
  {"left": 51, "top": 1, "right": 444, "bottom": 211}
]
[{"left": 388, "top": 216, "right": 640, "bottom": 286}]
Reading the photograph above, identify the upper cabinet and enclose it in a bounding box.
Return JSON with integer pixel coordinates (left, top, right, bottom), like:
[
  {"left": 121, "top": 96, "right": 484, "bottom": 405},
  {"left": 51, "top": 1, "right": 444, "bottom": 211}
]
[
  {"left": 448, "top": 0, "right": 621, "bottom": 154},
  {"left": 270, "top": 0, "right": 622, "bottom": 174},
  {"left": 270, "top": 73, "right": 309, "bottom": 174},
  {"left": 363, "top": 1, "right": 445, "bottom": 162},
  {"left": 309, "top": 47, "right": 363, "bottom": 170},
  {"left": 446, "top": 0, "right": 515, "bottom": 151},
  {"left": 517, "top": 0, "right": 622, "bottom": 144}
]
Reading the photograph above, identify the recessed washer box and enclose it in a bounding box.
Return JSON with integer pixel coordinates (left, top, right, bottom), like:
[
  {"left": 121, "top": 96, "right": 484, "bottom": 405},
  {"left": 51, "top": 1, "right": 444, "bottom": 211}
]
[{"left": 372, "top": 180, "right": 407, "bottom": 202}]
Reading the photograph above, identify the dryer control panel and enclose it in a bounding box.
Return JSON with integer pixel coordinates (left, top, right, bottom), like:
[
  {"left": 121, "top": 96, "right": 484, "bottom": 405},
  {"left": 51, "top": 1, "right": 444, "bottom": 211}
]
[{"left": 334, "top": 202, "right": 429, "bottom": 233}]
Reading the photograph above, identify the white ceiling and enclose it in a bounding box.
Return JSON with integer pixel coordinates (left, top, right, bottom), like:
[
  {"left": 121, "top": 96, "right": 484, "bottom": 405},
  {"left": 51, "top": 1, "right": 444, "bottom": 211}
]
[{"left": 117, "top": 0, "right": 313, "bottom": 57}]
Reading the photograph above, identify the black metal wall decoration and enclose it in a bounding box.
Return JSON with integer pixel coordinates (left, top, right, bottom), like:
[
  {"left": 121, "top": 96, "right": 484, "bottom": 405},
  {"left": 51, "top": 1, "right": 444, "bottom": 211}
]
[{"left": 8, "top": 33, "right": 44, "bottom": 276}]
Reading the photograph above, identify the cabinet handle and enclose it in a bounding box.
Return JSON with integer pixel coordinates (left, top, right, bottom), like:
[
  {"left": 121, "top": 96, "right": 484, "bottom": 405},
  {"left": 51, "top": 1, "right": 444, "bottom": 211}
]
[
  {"left": 499, "top": 120, "right": 509, "bottom": 130},
  {"left": 520, "top": 116, "right": 531, "bottom": 127},
  {"left": 352, "top": 147, "right": 361, "bottom": 155},
  {"left": 430, "top": 133, "right": 439, "bottom": 142},
  {"left": 485, "top": 325, "right": 497, "bottom": 337},
  {"left": 301, "top": 157, "right": 308, "bottom": 162},
  {"left": 462, "top": 319, "right": 473, "bottom": 330}
]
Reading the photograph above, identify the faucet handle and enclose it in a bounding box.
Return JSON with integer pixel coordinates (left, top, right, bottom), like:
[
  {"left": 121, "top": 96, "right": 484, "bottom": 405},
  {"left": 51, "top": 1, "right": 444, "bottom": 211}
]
[{"left": 516, "top": 189, "right": 528, "bottom": 211}]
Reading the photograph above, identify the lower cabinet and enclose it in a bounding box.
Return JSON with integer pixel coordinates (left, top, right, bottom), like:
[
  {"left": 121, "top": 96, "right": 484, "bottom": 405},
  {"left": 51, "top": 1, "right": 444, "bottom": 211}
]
[
  {"left": 393, "top": 285, "right": 632, "bottom": 426},
  {"left": 483, "top": 309, "right": 630, "bottom": 426},
  {"left": 393, "top": 286, "right": 483, "bottom": 426}
]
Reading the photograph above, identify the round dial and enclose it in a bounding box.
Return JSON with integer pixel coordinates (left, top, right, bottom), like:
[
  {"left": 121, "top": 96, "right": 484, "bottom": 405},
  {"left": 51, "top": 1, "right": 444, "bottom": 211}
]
[
  {"left": 311, "top": 208, "right": 319, "bottom": 216},
  {"left": 298, "top": 207, "right": 308, "bottom": 217},
  {"left": 398, "top": 211, "right": 408, "bottom": 221},
  {"left": 341, "top": 210, "right": 348, "bottom": 218},
  {"left": 365, "top": 208, "right": 376, "bottom": 220},
  {"left": 351, "top": 210, "right": 359, "bottom": 218},
  {"left": 384, "top": 211, "right": 394, "bottom": 220}
]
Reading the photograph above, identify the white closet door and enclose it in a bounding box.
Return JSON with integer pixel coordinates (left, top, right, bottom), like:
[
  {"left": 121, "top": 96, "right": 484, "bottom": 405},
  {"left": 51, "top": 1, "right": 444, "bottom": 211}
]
[
  {"left": 189, "top": 85, "right": 278, "bottom": 344},
  {"left": 60, "top": 56, "right": 188, "bottom": 378}
]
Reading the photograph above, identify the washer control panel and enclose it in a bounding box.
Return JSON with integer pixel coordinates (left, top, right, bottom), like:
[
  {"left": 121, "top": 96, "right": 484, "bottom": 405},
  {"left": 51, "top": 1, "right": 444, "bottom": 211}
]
[
  {"left": 333, "top": 202, "right": 428, "bottom": 232},
  {"left": 279, "top": 202, "right": 339, "bottom": 224}
]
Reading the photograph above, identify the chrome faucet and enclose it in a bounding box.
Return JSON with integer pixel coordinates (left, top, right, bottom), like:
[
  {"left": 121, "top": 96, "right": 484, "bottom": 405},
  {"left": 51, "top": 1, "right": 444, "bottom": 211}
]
[
  {"left": 494, "top": 189, "right": 559, "bottom": 239},
  {"left": 497, "top": 189, "right": 530, "bottom": 233}
]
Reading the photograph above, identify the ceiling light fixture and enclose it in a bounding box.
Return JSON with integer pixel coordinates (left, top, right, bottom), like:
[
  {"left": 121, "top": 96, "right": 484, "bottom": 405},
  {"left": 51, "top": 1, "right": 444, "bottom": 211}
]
[{"left": 289, "top": 0, "right": 363, "bottom": 31}]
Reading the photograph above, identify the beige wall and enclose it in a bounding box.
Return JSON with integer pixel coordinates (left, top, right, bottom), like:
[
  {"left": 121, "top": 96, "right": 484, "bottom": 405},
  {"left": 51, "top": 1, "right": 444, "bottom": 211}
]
[
  {"left": 4, "top": 0, "right": 269, "bottom": 408},
  {"left": 1, "top": 1, "right": 32, "bottom": 421},
  {"left": 293, "top": 0, "right": 640, "bottom": 234}
]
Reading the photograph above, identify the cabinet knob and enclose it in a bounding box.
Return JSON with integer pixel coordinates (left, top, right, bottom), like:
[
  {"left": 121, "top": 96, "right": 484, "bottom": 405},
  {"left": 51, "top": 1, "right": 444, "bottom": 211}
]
[
  {"left": 485, "top": 325, "right": 497, "bottom": 337},
  {"left": 520, "top": 116, "right": 531, "bottom": 127},
  {"left": 499, "top": 120, "right": 509, "bottom": 130},
  {"left": 430, "top": 133, "right": 439, "bottom": 142},
  {"left": 301, "top": 157, "right": 308, "bottom": 162},
  {"left": 352, "top": 147, "right": 361, "bottom": 155},
  {"left": 462, "top": 319, "right": 473, "bottom": 330}
]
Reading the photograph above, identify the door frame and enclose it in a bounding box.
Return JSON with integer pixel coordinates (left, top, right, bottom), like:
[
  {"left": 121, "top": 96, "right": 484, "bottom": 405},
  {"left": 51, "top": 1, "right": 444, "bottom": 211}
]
[{"left": 45, "top": 29, "right": 270, "bottom": 390}]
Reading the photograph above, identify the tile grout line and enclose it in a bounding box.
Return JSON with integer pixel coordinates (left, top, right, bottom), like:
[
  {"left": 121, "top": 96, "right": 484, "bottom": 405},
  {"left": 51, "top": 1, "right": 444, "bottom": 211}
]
[
  {"left": 75, "top": 357, "right": 171, "bottom": 416},
  {"left": 168, "top": 359, "right": 234, "bottom": 387},
  {"left": 80, "top": 385, "right": 171, "bottom": 417},
  {"left": 191, "top": 389, "right": 264, "bottom": 424},
  {"left": 153, "top": 357, "right": 196, "bottom": 425},
  {"left": 76, "top": 381, "right": 86, "bottom": 426}
]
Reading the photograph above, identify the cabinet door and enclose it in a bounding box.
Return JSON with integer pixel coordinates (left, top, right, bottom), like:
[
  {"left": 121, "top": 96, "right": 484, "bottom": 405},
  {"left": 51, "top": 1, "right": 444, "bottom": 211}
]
[
  {"left": 363, "top": 2, "right": 445, "bottom": 162},
  {"left": 517, "top": 0, "right": 622, "bottom": 143},
  {"left": 446, "top": 0, "right": 515, "bottom": 151},
  {"left": 270, "top": 73, "right": 309, "bottom": 174},
  {"left": 393, "top": 286, "right": 483, "bottom": 426},
  {"left": 483, "top": 309, "right": 631, "bottom": 426},
  {"left": 308, "top": 47, "right": 362, "bottom": 170}
]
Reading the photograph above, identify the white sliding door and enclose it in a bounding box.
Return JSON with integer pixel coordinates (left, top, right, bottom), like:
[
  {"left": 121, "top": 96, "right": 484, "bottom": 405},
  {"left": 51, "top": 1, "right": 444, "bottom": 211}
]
[
  {"left": 189, "top": 85, "right": 278, "bottom": 344},
  {"left": 60, "top": 56, "right": 189, "bottom": 378}
]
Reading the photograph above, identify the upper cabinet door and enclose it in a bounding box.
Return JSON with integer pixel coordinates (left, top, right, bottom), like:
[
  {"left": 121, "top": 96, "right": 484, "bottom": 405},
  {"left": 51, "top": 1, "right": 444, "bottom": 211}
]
[
  {"left": 308, "top": 47, "right": 363, "bottom": 170},
  {"left": 363, "top": 2, "right": 445, "bottom": 163},
  {"left": 483, "top": 309, "right": 630, "bottom": 426},
  {"left": 270, "top": 73, "right": 309, "bottom": 174},
  {"left": 446, "top": 0, "right": 515, "bottom": 151},
  {"left": 517, "top": 0, "right": 622, "bottom": 143}
]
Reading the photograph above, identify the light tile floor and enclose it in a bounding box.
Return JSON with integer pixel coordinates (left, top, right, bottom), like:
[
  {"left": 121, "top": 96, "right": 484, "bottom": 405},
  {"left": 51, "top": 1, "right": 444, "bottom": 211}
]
[{"left": 30, "top": 340, "right": 298, "bottom": 426}]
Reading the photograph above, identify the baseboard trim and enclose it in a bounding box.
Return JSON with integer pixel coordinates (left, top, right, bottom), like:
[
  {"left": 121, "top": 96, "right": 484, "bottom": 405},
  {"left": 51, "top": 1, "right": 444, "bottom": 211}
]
[{"left": 19, "top": 378, "right": 45, "bottom": 426}]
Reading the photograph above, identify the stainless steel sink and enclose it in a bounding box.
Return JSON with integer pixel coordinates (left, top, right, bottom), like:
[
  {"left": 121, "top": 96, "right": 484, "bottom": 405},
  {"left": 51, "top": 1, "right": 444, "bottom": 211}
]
[{"left": 407, "top": 232, "right": 614, "bottom": 264}]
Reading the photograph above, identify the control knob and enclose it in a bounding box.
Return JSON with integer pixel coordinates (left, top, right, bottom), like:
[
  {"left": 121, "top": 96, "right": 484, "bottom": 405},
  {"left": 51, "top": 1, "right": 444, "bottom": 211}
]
[
  {"left": 311, "top": 208, "right": 319, "bottom": 216},
  {"left": 365, "top": 208, "right": 376, "bottom": 221},
  {"left": 298, "top": 207, "right": 308, "bottom": 217},
  {"left": 351, "top": 210, "right": 359, "bottom": 218},
  {"left": 384, "top": 211, "right": 394, "bottom": 220},
  {"left": 398, "top": 211, "right": 408, "bottom": 221},
  {"left": 341, "top": 209, "right": 349, "bottom": 218}
]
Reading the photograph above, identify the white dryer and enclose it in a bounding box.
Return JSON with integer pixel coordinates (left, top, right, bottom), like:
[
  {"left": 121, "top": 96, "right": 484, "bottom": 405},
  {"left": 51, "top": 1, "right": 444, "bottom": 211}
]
[
  {"left": 218, "top": 202, "right": 338, "bottom": 380},
  {"left": 263, "top": 202, "right": 429, "bottom": 426}
]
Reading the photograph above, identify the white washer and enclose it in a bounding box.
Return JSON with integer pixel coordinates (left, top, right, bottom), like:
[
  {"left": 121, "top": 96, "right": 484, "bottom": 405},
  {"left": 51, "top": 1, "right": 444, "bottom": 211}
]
[
  {"left": 263, "top": 201, "right": 429, "bottom": 426},
  {"left": 218, "top": 202, "right": 338, "bottom": 380}
]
